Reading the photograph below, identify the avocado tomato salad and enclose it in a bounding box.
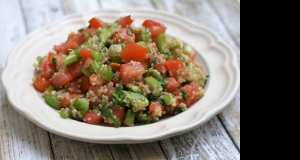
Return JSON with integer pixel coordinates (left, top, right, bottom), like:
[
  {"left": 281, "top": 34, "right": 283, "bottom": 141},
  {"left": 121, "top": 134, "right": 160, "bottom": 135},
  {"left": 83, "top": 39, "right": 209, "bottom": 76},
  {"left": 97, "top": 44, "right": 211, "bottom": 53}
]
[{"left": 33, "top": 16, "right": 207, "bottom": 128}]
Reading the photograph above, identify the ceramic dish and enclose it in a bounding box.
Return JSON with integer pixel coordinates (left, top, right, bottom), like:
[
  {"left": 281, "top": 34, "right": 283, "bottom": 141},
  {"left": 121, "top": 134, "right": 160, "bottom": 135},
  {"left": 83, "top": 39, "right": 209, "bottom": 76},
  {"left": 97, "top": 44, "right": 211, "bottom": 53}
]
[{"left": 2, "top": 9, "right": 240, "bottom": 144}]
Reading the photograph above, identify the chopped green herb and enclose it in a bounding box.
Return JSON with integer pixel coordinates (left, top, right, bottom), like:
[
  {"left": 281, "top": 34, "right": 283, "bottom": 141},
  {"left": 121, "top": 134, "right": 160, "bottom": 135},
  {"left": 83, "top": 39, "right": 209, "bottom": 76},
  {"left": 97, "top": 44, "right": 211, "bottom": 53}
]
[
  {"left": 52, "top": 57, "right": 57, "bottom": 68},
  {"left": 113, "top": 74, "right": 119, "bottom": 81},
  {"left": 150, "top": 56, "right": 163, "bottom": 69},
  {"left": 203, "top": 75, "right": 209, "bottom": 88},
  {"left": 101, "top": 103, "right": 121, "bottom": 128},
  {"left": 158, "top": 98, "right": 166, "bottom": 106},
  {"left": 126, "top": 28, "right": 133, "bottom": 36},
  {"left": 102, "top": 47, "right": 108, "bottom": 53},
  {"left": 181, "top": 89, "right": 189, "bottom": 104},
  {"left": 79, "top": 28, "right": 84, "bottom": 33}
]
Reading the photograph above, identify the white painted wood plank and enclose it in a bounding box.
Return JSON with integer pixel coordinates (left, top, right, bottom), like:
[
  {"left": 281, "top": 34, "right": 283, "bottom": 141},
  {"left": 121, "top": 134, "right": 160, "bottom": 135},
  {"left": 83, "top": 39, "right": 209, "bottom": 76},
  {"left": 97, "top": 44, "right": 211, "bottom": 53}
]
[
  {"left": 153, "top": 0, "right": 241, "bottom": 152},
  {"left": 0, "top": 0, "right": 54, "bottom": 159},
  {"left": 209, "top": 0, "right": 240, "bottom": 46},
  {"left": 61, "top": 0, "right": 101, "bottom": 14},
  {"left": 49, "top": 134, "right": 113, "bottom": 160},
  {"left": 0, "top": 0, "right": 26, "bottom": 68},
  {"left": 99, "top": 0, "right": 155, "bottom": 9},
  {"left": 20, "top": 0, "right": 64, "bottom": 32},
  {"left": 0, "top": 82, "right": 52, "bottom": 160},
  {"left": 160, "top": 117, "right": 240, "bottom": 160}
]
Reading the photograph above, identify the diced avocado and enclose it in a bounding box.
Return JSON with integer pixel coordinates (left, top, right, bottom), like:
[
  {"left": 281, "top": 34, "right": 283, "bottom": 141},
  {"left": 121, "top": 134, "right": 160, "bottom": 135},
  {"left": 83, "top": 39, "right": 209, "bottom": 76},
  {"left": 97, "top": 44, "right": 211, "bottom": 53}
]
[
  {"left": 163, "top": 93, "right": 175, "bottom": 106},
  {"left": 145, "top": 69, "right": 161, "bottom": 79},
  {"left": 113, "top": 90, "right": 149, "bottom": 112},
  {"left": 145, "top": 77, "right": 163, "bottom": 97},
  {"left": 157, "top": 34, "right": 167, "bottom": 52},
  {"left": 111, "top": 56, "right": 123, "bottom": 63},
  {"left": 137, "top": 41, "right": 147, "bottom": 48},
  {"left": 128, "top": 86, "right": 143, "bottom": 94},
  {"left": 98, "top": 24, "right": 121, "bottom": 45},
  {"left": 183, "top": 45, "right": 194, "bottom": 58}
]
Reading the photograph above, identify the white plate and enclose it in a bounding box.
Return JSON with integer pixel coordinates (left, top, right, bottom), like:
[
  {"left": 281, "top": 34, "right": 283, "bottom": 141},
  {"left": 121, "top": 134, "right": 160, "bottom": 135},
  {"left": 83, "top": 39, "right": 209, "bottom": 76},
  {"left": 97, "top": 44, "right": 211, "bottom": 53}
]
[{"left": 2, "top": 9, "right": 240, "bottom": 144}]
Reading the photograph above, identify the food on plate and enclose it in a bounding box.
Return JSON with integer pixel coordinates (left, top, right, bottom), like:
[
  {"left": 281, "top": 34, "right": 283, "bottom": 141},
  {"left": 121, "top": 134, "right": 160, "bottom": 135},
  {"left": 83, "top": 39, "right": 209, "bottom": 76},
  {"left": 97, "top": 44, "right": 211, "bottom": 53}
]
[{"left": 33, "top": 16, "right": 208, "bottom": 128}]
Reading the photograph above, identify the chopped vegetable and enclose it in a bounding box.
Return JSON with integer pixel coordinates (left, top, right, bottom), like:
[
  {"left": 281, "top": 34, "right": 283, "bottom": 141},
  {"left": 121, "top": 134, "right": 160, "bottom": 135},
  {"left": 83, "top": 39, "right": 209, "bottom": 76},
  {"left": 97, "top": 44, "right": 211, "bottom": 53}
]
[{"left": 33, "top": 16, "right": 207, "bottom": 127}]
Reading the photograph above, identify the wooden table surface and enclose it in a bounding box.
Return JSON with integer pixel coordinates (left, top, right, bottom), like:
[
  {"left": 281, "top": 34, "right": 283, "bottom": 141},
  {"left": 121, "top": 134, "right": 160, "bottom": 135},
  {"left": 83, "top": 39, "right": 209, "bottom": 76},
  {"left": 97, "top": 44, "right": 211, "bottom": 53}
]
[{"left": 0, "top": 0, "right": 240, "bottom": 159}]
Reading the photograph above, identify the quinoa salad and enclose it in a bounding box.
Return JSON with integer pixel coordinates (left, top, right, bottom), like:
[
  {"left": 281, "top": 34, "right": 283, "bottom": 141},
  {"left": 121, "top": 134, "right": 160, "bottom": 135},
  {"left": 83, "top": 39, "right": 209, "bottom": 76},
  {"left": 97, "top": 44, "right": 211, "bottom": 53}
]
[{"left": 33, "top": 16, "right": 208, "bottom": 128}]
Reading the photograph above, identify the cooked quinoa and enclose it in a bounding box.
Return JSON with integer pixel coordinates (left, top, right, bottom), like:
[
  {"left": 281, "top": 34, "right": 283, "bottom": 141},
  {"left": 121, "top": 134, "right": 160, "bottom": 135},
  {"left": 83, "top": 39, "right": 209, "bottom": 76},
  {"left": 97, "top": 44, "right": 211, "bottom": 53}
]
[{"left": 33, "top": 16, "right": 208, "bottom": 128}]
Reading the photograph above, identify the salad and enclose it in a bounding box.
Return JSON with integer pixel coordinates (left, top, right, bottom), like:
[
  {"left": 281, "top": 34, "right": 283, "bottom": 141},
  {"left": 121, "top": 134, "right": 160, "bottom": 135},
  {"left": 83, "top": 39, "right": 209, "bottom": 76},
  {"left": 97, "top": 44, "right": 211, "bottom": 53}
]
[{"left": 33, "top": 16, "right": 208, "bottom": 128}]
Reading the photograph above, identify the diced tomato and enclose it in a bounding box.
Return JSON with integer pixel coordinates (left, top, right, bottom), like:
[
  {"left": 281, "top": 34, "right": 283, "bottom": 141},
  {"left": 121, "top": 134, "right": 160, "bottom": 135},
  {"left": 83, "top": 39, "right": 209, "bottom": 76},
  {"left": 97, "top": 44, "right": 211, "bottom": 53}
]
[
  {"left": 68, "top": 80, "right": 81, "bottom": 94},
  {"left": 53, "top": 45, "right": 65, "bottom": 54},
  {"left": 112, "top": 106, "right": 125, "bottom": 124},
  {"left": 80, "top": 49, "right": 93, "bottom": 62},
  {"left": 166, "top": 77, "right": 180, "bottom": 92},
  {"left": 173, "top": 82, "right": 203, "bottom": 107},
  {"left": 88, "top": 85, "right": 101, "bottom": 95},
  {"left": 51, "top": 70, "right": 74, "bottom": 88},
  {"left": 33, "top": 77, "right": 52, "bottom": 92},
  {"left": 113, "top": 28, "right": 135, "bottom": 44},
  {"left": 119, "top": 63, "right": 145, "bottom": 83},
  {"left": 165, "top": 60, "right": 188, "bottom": 80},
  {"left": 88, "top": 85, "right": 101, "bottom": 107},
  {"left": 60, "top": 94, "right": 82, "bottom": 108},
  {"left": 41, "top": 64, "right": 57, "bottom": 79},
  {"left": 149, "top": 54, "right": 167, "bottom": 73},
  {"left": 84, "top": 111, "right": 103, "bottom": 125},
  {"left": 120, "top": 42, "right": 148, "bottom": 63},
  {"left": 53, "top": 33, "right": 88, "bottom": 55},
  {"left": 65, "top": 41, "right": 78, "bottom": 55},
  {"left": 118, "top": 16, "right": 133, "bottom": 28},
  {"left": 81, "top": 27, "right": 98, "bottom": 36},
  {"left": 89, "top": 74, "right": 106, "bottom": 86},
  {"left": 110, "top": 63, "right": 121, "bottom": 72},
  {"left": 149, "top": 102, "right": 165, "bottom": 116},
  {"left": 68, "top": 61, "right": 84, "bottom": 78},
  {"left": 142, "top": 20, "right": 166, "bottom": 42},
  {"left": 80, "top": 76, "right": 90, "bottom": 93},
  {"left": 89, "top": 17, "right": 106, "bottom": 29},
  {"left": 83, "top": 57, "right": 93, "bottom": 68},
  {"left": 99, "top": 87, "right": 116, "bottom": 101},
  {"left": 48, "top": 52, "right": 64, "bottom": 69}
]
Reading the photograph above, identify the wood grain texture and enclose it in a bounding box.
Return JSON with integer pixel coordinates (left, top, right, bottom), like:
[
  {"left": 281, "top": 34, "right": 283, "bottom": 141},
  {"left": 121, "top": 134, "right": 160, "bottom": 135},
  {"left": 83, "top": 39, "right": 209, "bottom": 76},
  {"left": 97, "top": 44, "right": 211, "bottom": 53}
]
[
  {"left": 153, "top": 0, "right": 241, "bottom": 149},
  {"left": 99, "top": 0, "right": 155, "bottom": 9},
  {"left": 208, "top": 0, "right": 240, "bottom": 46},
  {"left": 160, "top": 117, "right": 240, "bottom": 160},
  {"left": 20, "top": 0, "right": 64, "bottom": 32},
  {"left": 0, "top": 82, "right": 52, "bottom": 160},
  {"left": 0, "top": 0, "right": 25, "bottom": 68},
  {"left": 0, "top": 0, "right": 53, "bottom": 159},
  {"left": 61, "top": 0, "right": 101, "bottom": 14}
]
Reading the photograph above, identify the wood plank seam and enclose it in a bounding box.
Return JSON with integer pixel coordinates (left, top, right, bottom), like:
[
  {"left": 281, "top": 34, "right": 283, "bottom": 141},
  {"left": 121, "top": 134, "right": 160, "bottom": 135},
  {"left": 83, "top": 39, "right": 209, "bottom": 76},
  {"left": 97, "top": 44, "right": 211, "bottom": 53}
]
[{"left": 217, "top": 115, "right": 240, "bottom": 153}]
